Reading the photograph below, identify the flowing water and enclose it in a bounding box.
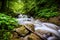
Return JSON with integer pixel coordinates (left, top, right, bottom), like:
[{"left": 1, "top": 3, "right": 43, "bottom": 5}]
[{"left": 17, "top": 14, "right": 60, "bottom": 40}]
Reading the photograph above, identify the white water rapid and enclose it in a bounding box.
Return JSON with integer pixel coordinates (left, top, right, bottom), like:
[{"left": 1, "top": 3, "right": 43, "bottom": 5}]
[{"left": 17, "top": 14, "right": 60, "bottom": 40}]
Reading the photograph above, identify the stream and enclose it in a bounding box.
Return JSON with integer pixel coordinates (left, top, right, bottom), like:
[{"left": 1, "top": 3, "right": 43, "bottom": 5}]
[{"left": 17, "top": 14, "right": 60, "bottom": 40}]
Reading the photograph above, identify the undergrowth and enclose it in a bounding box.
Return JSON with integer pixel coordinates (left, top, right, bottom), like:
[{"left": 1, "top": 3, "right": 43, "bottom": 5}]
[{"left": 0, "top": 13, "right": 18, "bottom": 40}]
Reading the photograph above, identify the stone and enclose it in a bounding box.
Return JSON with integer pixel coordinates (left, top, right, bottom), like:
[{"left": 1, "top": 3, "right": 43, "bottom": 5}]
[
  {"left": 49, "top": 16, "right": 60, "bottom": 26},
  {"left": 25, "top": 24, "right": 35, "bottom": 31},
  {"left": 14, "top": 25, "right": 29, "bottom": 36},
  {"left": 28, "top": 33, "right": 41, "bottom": 40},
  {"left": 24, "top": 33, "right": 41, "bottom": 40}
]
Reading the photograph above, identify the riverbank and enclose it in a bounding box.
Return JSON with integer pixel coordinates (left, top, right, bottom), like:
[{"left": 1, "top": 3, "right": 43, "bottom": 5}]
[{"left": 37, "top": 16, "right": 60, "bottom": 26}]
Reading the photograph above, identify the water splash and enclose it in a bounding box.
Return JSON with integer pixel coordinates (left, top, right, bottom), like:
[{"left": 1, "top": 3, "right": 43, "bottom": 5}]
[{"left": 17, "top": 14, "right": 60, "bottom": 40}]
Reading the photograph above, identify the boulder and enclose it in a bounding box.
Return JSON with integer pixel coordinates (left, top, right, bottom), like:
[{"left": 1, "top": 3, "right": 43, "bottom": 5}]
[
  {"left": 25, "top": 24, "right": 35, "bottom": 31},
  {"left": 13, "top": 25, "right": 29, "bottom": 36},
  {"left": 28, "top": 33, "right": 41, "bottom": 40},
  {"left": 24, "top": 33, "right": 41, "bottom": 40},
  {"left": 13, "top": 24, "right": 35, "bottom": 37}
]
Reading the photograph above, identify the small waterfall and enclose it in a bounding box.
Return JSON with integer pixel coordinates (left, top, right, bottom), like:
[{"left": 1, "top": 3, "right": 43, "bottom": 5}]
[{"left": 17, "top": 14, "right": 60, "bottom": 40}]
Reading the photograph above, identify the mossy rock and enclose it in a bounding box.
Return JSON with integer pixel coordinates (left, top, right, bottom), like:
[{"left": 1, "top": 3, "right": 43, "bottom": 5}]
[
  {"left": 28, "top": 33, "right": 41, "bottom": 40},
  {"left": 13, "top": 24, "right": 35, "bottom": 37},
  {"left": 14, "top": 25, "right": 29, "bottom": 36},
  {"left": 48, "top": 16, "right": 60, "bottom": 26},
  {"left": 11, "top": 32, "right": 22, "bottom": 40},
  {"left": 26, "top": 24, "right": 35, "bottom": 31}
]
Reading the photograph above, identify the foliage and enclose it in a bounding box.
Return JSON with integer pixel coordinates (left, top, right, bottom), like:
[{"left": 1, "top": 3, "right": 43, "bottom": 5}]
[
  {"left": 0, "top": 13, "right": 18, "bottom": 40},
  {"left": 25, "top": 0, "right": 59, "bottom": 19},
  {"left": 0, "top": 30, "right": 12, "bottom": 40},
  {"left": 8, "top": 0, "right": 25, "bottom": 13},
  {"left": 34, "top": 6, "right": 59, "bottom": 19},
  {"left": 0, "top": 13, "right": 18, "bottom": 30},
  {"left": 8, "top": 0, "right": 36, "bottom": 14},
  {"left": 8, "top": 0, "right": 60, "bottom": 18},
  {"left": 0, "top": 0, "right": 59, "bottom": 18}
]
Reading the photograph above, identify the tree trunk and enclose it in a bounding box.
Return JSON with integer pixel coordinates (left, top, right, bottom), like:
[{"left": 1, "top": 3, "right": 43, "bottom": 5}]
[{"left": 0, "top": 0, "right": 7, "bottom": 12}]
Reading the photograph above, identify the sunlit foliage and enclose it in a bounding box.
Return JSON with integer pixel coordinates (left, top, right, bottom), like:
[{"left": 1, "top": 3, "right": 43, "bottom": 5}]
[{"left": 8, "top": 0, "right": 25, "bottom": 13}]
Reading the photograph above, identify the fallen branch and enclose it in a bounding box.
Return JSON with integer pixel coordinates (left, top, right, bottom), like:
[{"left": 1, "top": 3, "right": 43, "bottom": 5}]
[{"left": 24, "top": 24, "right": 47, "bottom": 40}]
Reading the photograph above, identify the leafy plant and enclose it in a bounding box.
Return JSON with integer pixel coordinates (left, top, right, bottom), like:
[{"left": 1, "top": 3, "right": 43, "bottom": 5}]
[
  {"left": 0, "top": 13, "right": 18, "bottom": 30},
  {"left": 0, "top": 13, "right": 18, "bottom": 40},
  {"left": 35, "top": 7, "right": 59, "bottom": 19}
]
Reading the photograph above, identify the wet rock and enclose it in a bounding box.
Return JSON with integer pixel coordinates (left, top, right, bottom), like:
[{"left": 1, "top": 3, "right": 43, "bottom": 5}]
[
  {"left": 13, "top": 25, "right": 29, "bottom": 36},
  {"left": 13, "top": 24, "right": 35, "bottom": 37},
  {"left": 26, "top": 33, "right": 41, "bottom": 40},
  {"left": 11, "top": 36, "right": 22, "bottom": 40},
  {"left": 39, "top": 16, "right": 60, "bottom": 26},
  {"left": 23, "top": 35, "right": 30, "bottom": 40},
  {"left": 48, "top": 16, "right": 60, "bottom": 26},
  {"left": 11, "top": 32, "right": 23, "bottom": 40},
  {"left": 26, "top": 24, "right": 35, "bottom": 31}
]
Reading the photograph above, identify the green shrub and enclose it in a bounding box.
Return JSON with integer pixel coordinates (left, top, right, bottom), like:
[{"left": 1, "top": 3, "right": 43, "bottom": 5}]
[
  {"left": 37, "top": 12, "right": 59, "bottom": 19},
  {"left": 35, "top": 8, "right": 59, "bottom": 19},
  {"left": 0, "top": 13, "right": 18, "bottom": 30},
  {"left": 33, "top": 0, "right": 59, "bottom": 19},
  {"left": 0, "top": 13, "right": 18, "bottom": 40}
]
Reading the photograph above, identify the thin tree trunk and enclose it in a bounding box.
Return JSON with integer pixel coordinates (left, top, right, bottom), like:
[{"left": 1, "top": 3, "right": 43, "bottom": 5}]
[{"left": 0, "top": 0, "right": 7, "bottom": 12}]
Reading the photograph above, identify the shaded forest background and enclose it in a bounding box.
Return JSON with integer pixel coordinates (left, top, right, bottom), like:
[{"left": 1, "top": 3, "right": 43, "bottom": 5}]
[
  {"left": 0, "top": 0, "right": 60, "bottom": 18},
  {"left": 0, "top": 0, "right": 60, "bottom": 40}
]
